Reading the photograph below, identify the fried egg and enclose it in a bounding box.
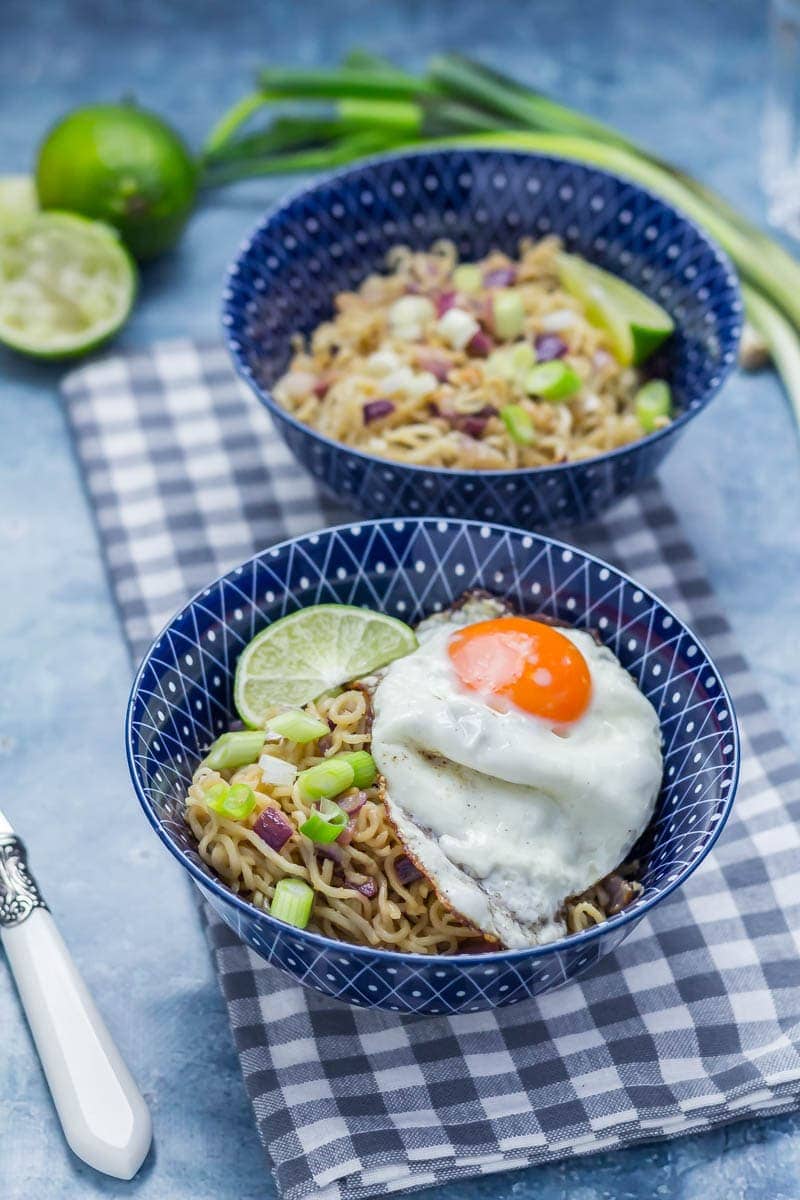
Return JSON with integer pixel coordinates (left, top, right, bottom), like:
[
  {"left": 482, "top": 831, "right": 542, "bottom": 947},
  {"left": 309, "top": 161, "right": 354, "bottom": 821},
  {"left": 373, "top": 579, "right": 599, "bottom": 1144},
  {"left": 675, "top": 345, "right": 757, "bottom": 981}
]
[{"left": 368, "top": 596, "right": 663, "bottom": 948}]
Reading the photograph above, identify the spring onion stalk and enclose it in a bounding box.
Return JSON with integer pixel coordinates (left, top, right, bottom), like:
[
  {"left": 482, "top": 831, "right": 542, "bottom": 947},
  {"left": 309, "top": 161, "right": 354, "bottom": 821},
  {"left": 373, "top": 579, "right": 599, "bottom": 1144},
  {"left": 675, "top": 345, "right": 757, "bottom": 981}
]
[
  {"left": 256, "top": 65, "right": 435, "bottom": 101},
  {"left": 202, "top": 730, "right": 264, "bottom": 771},
  {"left": 634, "top": 380, "right": 673, "bottom": 433},
  {"left": 337, "top": 751, "right": 377, "bottom": 789},
  {"left": 297, "top": 757, "right": 355, "bottom": 801},
  {"left": 743, "top": 285, "right": 800, "bottom": 431},
  {"left": 259, "top": 753, "right": 299, "bottom": 788},
  {"left": 524, "top": 360, "right": 582, "bottom": 400},
  {"left": 492, "top": 290, "right": 525, "bottom": 340},
  {"left": 270, "top": 877, "right": 314, "bottom": 928},
  {"left": 500, "top": 404, "right": 536, "bottom": 445},
  {"left": 266, "top": 709, "right": 329, "bottom": 744},
  {"left": 299, "top": 797, "right": 349, "bottom": 844},
  {"left": 206, "top": 782, "right": 257, "bottom": 821}
]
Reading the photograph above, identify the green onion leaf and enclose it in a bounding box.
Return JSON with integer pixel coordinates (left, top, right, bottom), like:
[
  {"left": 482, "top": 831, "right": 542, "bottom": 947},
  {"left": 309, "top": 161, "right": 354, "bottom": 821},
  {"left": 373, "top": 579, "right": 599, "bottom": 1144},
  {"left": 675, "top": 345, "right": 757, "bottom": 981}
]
[
  {"left": 337, "top": 751, "right": 377, "bottom": 789},
  {"left": 270, "top": 877, "right": 314, "bottom": 929},
  {"left": 297, "top": 757, "right": 355, "bottom": 801},
  {"left": 299, "top": 797, "right": 349, "bottom": 844},
  {"left": 500, "top": 404, "right": 536, "bottom": 445},
  {"left": 266, "top": 710, "right": 329, "bottom": 744},
  {"left": 206, "top": 781, "right": 257, "bottom": 821},
  {"left": 524, "top": 361, "right": 582, "bottom": 400},
  {"left": 634, "top": 379, "right": 672, "bottom": 433},
  {"left": 202, "top": 730, "right": 265, "bottom": 771}
]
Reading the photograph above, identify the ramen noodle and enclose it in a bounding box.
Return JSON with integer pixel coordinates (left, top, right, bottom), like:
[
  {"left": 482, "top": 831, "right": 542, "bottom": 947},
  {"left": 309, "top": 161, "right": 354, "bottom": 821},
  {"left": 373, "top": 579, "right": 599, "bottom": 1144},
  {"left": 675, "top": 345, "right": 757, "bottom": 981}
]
[{"left": 273, "top": 236, "right": 670, "bottom": 470}]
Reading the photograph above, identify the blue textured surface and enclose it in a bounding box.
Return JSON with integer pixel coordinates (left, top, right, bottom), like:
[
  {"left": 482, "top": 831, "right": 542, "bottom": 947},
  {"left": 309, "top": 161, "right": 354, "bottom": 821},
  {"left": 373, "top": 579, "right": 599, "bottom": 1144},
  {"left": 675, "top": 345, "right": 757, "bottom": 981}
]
[
  {"left": 1, "top": 0, "right": 799, "bottom": 1196},
  {"left": 225, "top": 148, "right": 741, "bottom": 528},
  {"left": 128, "top": 519, "right": 738, "bottom": 1012}
]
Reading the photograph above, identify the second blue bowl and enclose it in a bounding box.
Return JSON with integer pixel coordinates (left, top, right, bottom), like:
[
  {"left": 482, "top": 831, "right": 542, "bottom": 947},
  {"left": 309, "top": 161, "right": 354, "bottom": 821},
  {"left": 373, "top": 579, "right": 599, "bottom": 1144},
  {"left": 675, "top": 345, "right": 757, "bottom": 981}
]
[{"left": 224, "top": 148, "right": 741, "bottom": 528}]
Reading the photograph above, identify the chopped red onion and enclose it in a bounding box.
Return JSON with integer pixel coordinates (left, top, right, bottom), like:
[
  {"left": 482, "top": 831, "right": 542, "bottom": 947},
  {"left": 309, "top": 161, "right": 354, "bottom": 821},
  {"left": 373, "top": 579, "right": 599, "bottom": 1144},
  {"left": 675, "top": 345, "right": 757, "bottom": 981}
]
[
  {"left": 467, "top": 329, "right": 494, "bottom": 357},
  {"left": 435, "top": 290, "right": 457, "bottom": 317},
  {"left": 417, "top": 354, "right": 452, "bottom": 382},
  {"left": 353, "top": 877, "right": 378, "bottom": 899},
  {"left": 534, "top": 333, "right": 568, "bottom": 361},
  {"left": 313, "top": 376, "right": 333, "bottom": 398},
  {"left": 317, "top": 734, "right": 332, "bottom": 755},
  {"left": 253, "top": 807, "right": 293, "bottom": 851},
  {"left": 339, "top": 790, "right": 367, "bottom": 815},
  {"left": 483, "top": 266, "right": 516, "bottom": 287},
  {"left": 439, "top": 405, "right": 498, "bottom": 440},
  {"left": 337, "top": 817, "right": 357, "bottom": 846},
  {"left": 363, "top": 399, "right": 395, "bottom": 424},
  {"left": 395, "top": 854, "right": 422, "bottom": 885},
  {"left": 317, "top": 842, "right": 345, "bottom": 865},
  {"left": 228, "top": 719, "right": 246, "bottom": 732}
]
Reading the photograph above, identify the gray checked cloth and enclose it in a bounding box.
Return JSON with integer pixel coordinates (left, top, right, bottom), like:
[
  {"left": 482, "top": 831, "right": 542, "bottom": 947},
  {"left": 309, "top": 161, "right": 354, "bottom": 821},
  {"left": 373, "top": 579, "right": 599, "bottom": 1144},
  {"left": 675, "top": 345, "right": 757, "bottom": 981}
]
[{"left": 63, "top": 338, "right": 800, "bottom": 1200}]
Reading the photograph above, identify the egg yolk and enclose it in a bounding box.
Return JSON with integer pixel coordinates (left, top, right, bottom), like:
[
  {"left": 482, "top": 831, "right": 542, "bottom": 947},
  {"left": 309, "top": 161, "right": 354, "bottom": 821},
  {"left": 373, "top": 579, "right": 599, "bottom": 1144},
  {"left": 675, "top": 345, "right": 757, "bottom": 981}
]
[{"left": 447, "top": 617, "right": 592, "bottom": 724}]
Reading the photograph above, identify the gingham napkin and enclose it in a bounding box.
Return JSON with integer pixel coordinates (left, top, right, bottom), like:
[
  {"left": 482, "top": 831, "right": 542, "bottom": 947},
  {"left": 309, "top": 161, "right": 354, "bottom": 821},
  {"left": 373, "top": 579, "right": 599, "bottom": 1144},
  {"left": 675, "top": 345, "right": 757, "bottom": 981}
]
[{"left": 63, "top": 339, "right": 800, "bottom": 1200}]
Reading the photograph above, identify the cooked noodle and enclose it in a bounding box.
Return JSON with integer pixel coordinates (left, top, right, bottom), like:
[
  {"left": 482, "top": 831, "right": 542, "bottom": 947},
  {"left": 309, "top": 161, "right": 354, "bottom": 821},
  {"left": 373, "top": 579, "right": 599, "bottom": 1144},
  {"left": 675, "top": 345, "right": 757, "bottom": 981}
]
[
  {"left": 273, "top": 236, "right": 670, "bottom": 470},
  {"left": 185, "top": 686, "right": 641, "bottom": 954}
]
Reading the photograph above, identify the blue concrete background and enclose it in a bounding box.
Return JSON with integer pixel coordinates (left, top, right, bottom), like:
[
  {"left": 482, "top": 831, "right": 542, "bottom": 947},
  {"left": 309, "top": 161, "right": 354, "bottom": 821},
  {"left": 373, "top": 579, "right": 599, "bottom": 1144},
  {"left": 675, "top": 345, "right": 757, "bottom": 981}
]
[{"left": 1, "top": 1, "right": 799, "bottom": 1197}]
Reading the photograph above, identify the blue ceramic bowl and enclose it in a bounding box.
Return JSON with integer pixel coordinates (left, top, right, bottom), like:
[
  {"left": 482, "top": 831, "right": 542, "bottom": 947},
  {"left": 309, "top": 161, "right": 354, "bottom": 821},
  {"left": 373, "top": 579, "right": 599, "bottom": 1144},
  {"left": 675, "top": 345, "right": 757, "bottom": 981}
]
[
  {"left": 127, "top": 519, "right": 739, "bottom": 1015},
  {"left": 223, "top": 148, "right": 741, "bottom": 529}
]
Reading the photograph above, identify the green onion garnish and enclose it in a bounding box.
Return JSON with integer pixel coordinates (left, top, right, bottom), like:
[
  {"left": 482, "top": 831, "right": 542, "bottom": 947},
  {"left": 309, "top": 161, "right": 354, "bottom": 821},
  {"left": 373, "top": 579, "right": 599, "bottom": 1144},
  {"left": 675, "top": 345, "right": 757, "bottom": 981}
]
[
  {"left": 500, "top": 403, "right": 536, "bottom": 445},
  {"left": 492, "top": 290, "right": 525, "bottom": 340},
  {"left": 452, "top": 263, "right": 482, "bottom": 294},
  {"left": 634, "top": 379, "right": 672, "bottom": 433},
  {"left": 524, "top": 361, "right": 582, "bottom": 400},
  {"left": 336, "top": 751, "right": 377, "bottom": 789},
  {"left": 206, "top": 781, "right": 257, "bottom": 821},
  {"left": 266, "top": 709, "right": 329, "bottom": 744},
  {"left": 299, "top": 797, "right": 349, "bottom": 844},
  {"left": 297, "top": 757, "right": 355, "bottom": 801},
  {"left": 270, "top": 877, "right": 315, "bottom": 929},
  {"left": 202, "top": 730, "right": 265, "bottom": 771}
]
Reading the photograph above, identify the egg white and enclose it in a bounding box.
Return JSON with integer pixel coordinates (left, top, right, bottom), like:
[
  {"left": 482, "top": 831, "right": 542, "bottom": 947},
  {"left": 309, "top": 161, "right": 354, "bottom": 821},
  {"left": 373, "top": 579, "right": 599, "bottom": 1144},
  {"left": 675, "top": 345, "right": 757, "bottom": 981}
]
[{"left": 370, "top": 608, "right": 663, "bottom": 948}]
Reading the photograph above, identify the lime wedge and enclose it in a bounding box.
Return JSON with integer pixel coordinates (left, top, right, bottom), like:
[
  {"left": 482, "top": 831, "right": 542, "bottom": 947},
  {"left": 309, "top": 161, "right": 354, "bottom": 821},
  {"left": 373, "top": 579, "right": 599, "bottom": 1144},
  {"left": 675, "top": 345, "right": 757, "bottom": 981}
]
[
  {"left": 557, "top": 252, "right": 674, "bottom": 366},
  {"left": 0, "top": 211, "right": 136, "bottom": 359},
  {"left": 0, "top": 175, "right": 38, "bottom": 229},
  {"left": 234, "top": 604, "right": 418, "bottom": 727}
]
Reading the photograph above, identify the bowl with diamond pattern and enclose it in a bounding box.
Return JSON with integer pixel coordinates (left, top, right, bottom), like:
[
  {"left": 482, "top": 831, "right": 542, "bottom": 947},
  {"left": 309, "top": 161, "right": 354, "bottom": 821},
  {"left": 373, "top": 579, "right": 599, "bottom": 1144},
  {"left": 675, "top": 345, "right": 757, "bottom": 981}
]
[
  {"left": 223, "top": 148, "right": 741, "bottom": 528},
  {"left": 126, "top": 518, "right": 739, "bottom": 1014}
]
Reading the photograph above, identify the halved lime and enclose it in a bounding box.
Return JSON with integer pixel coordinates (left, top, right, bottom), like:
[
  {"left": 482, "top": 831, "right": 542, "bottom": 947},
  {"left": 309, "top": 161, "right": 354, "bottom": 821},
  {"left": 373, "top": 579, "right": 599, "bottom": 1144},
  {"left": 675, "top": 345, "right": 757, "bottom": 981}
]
[
  {"left": 557, "top": 252, "right": 674, "bottom": 366},
  {"left": 0, "top": 211, "right": 136, "bottom": 358},
  {"left": 0, "top": 175, "right": 38, "bottom": 229},
  {"left": 234, "top": 604, "right": 418, "bottom": 728}
]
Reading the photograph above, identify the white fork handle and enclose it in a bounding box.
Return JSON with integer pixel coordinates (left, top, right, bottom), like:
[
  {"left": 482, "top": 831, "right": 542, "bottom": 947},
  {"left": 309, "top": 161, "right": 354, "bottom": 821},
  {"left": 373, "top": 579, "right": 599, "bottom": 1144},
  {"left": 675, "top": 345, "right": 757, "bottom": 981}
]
[{"left": 2, "top": 907, "right": 152, "bottom": 1179}]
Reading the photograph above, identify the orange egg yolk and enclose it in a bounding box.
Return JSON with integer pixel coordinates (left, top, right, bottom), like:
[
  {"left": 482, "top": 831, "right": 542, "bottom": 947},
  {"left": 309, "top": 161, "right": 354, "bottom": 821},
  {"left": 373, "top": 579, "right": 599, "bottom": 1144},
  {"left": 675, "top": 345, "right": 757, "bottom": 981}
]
[{"left": 447, "top": 617, "right": 592, "bottom": 724}]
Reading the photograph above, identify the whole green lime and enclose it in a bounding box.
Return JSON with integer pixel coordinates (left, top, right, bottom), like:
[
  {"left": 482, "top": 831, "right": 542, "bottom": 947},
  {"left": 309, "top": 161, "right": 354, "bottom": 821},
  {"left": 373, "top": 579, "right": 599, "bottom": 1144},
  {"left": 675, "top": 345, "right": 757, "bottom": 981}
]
[{"left": 36, "top": 103, "right": 198, "bottom": 260}]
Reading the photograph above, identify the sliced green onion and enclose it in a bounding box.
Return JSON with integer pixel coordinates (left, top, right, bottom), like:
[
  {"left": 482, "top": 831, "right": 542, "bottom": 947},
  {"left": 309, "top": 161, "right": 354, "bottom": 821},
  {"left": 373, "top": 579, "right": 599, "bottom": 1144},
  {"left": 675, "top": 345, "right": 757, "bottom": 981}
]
[
  {"left": 452, "top": 263, "right": 482, "bottom": 294},
  {"left": 266, "top": 710, "right": 329, "bottom": 744},
  {"left": 337, "top": 751, "right": 377, "bottom": 789},
  {"left": 297, "top": 757, "right": 355, "bottom": 801},
  {"left": 524, "top": 361, "right": 582, "bottom": 400},
  {"left": 492, "top": 290, "right": 525, "bottom": 340},
  {"left": 500, "top": 404, "right": 536, "bottom": 445},
  {"left": 634, "top": 379, "right": 672, "bottom": 433},
  {"left": 202, "top": 730, "right": 265, "bottom": 771},
  {"left": 299, "top": 797, "right": 349, "bottom": 844},
  {"left": 206, "top": 781, "right": 257, "bottom": 821},
  {"left": 270, "top": 877, "right": 314, "bottom": 929}
]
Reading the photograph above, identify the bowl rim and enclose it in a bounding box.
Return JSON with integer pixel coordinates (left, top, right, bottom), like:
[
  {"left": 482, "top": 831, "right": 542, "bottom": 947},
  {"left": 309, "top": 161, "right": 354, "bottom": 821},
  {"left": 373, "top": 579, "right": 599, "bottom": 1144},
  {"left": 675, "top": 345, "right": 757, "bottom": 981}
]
[
  {"left": 222, "top": 145, "right": 742, "bottom": 481},
  {"left": 126, "top": 515, "right": 740, "bottom": 967}
]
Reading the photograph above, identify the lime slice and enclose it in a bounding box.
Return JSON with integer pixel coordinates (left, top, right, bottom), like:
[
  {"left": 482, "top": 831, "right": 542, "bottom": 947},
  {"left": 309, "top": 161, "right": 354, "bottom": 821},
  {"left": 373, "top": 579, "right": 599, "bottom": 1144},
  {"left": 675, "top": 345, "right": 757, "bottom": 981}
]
[
  {"left": 557, "top": 252, "right": 674, "bottom": 366},
  {"left": 0, "top": 211, "right": 136, "bottom": 358},
  {"left": 0, "top": 175, "right": 38, "bottom": 229},
  {"left": 234, "top": 604, "right": 419, "bottom": 728}
]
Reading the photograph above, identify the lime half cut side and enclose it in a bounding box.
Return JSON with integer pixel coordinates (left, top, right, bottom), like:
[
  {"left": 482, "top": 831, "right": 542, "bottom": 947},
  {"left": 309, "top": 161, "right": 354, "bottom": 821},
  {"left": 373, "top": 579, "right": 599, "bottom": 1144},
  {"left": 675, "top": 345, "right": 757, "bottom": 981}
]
[
  {"left": 0, "top": 175, "right": 38, "bottom": 229},
  {"left": 234, "top": 604, "right": 419, "bottom": 728},
  {"left": 557, "top": 252, "right": 675, "bottom": 366},
  {"left": 0, "top": 212, "right": 136, "bottom": 359}
]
